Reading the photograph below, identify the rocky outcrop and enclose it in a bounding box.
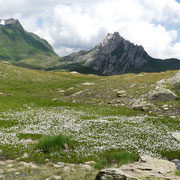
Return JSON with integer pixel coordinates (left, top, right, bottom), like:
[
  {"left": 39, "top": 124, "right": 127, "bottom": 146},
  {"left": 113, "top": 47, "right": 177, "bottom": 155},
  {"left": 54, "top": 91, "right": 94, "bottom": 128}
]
[
  {"left": 172, "top": 132, "right": 180, "bottom": 142},
  {"left": 62, "top": 32, "right": 150, "bottom": 75},
  {"left": 0, "top": 18, "right": 18, "bottom": 26},
  {"left": 166, "top": 70, "right": 180, "bottom": 85},
  {"left": 148, "top": 88, "right": 178, "bottom": 101},
  {"left": 132, "top": 100, "right": 153, "bottom": 111},
  {"left": 116, "top": 90, "right": 127, "bottom": 97},
  {"left": 61, "top": 32, "right": 180, "bottom": 76},
  {"left": 96, "top": 156, "right": 179, "bottom": 180}
]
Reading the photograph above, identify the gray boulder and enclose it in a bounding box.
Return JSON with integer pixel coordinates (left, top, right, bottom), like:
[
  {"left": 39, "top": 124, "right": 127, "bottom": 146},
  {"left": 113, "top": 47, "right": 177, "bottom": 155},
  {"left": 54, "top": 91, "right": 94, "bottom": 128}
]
[
  {"left": 172, "top": 132, "right": 180, "bottom": 142},
  {"left": 131, "top": 97, "right": 153, "bottom": 111},
  {"left": 116, "top": 90, "right": 127, "bottom": 98},
  {"left": 148, "top": 88, "right": 177, "bottom": 101},
  {"left": 166, "top": 70, "right": 180, "bottom": 84},
  {"left": 96, "top": 156, "right": 178, "bottom": 180}
]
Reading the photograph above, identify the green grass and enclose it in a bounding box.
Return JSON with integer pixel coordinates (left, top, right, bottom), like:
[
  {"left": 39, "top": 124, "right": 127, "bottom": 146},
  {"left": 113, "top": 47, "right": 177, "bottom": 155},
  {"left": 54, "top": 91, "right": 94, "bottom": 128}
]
[
  {"left": 161, "top": 150, "right": 180, "bottom": 160},
  {"left": 94, "top": 150, "right": 139, "bottom": 169},
  {"left": 0, "top": 21, "right": 59, "bottom": 69},
  {"left": 36, "top": 134, "right": 76, "bottom": 153},
  {"left": 0, "top": 119, "right": 19, "bottom": 128},
  {"left": 0, "top": 62, "right": 179, "bottom": 165},
  {"left": 175, "top": 170, "right": 180, "bottom": 176}
]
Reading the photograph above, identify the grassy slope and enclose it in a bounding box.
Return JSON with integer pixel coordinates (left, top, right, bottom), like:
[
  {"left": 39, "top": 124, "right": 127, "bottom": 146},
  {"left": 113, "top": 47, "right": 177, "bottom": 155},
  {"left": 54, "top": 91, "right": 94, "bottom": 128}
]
[
  {"left": 0, "top": 62, "right": 179, "bottom": 165},
  {"left": 0, "top": 22, "right": 59, "bottom": 69}
]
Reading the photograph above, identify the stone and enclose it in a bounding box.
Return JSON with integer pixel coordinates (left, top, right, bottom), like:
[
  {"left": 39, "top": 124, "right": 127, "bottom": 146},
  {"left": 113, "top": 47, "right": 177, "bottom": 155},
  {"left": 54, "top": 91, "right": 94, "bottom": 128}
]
[
  {"left": 54, "top": 164, "right": 63, "bottom": 168},
  {"left": 22, "top": 153, "right": 29, "bottom": 159},
  {"left": 7, "top": 168, "right": 16, "bottom": 172},
  {"left": 64, "top": 144, "right": 70, "bottom": 151},
  {"left": 96, "top": 156, "right": 178, "bottom": 180},
  {"left": 81, "top": 164, "right": 92, "bottom": 170},
  {"left": 29, "top": 162, "right": 38, "bottom": 169},
  {"left": 172, "top": 132, "right": 180, "bottom": 142},
  {"left": 96, "top": 169, "right": 130, "bottom": 180},
  {"left": 45, "top": 159, "right": 50, "bottom": 162},
  {"left": 70, "top": 71, "right": 78, "bottom": 74},
  {"left": 166, "top": 70, "right": 180, "bottom": 84},
  {"left": 0, "top": 161, "right": 5, "bottom": 165},
  {"left": 116, "top": 90, "right": 127, "bottom": 98},
  {"left": 71, "top": 91, "right": 83, "bottom": 97},
  {"left": 57, "top": 88, "right": 65, "bottom": 93},
  {"left": 53, "top": 175, "right": 62, "bottom": 180},
  {"left": 132, "top": 99, "right": 153, "bottom": 111},
  {"left": 63, "top": 166, "right": 70, "bottom": 172},
  {"left": 67, "top": 87, "right": 74, "bottom": 91},
  {"left": 85, "top": 161, "right": 96, "bottom": 165},
  {"left": 57, "top": 162, "right": 66, "bottom": 166},
  {"left": 14, "top": 172, "right": 20, "bottom": 175},
  {"left": 82, "top": 82, "right": 95, "bottom": 86},
  {"left": 5, "top": 160, "right": 14, "bottom": 164},
  {"left": 7, "top": 164, "right": 13, "bottom": 168},
  {"left": 148, "top": 88, "right": 177, "bottom": 101}
]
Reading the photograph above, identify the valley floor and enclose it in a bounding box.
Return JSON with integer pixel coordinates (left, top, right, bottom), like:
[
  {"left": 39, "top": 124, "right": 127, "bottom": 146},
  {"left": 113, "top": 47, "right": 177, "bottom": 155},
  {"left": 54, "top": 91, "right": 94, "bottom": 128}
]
[{"left": 0, "top": 62, "right": 179, "bottom": 179}]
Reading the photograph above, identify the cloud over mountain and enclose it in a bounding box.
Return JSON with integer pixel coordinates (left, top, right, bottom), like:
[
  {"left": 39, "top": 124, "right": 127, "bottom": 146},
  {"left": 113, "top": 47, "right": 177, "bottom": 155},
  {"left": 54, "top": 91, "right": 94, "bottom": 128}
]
[{"left": 1, "top": 0, "right": 180, "bottom": 59}]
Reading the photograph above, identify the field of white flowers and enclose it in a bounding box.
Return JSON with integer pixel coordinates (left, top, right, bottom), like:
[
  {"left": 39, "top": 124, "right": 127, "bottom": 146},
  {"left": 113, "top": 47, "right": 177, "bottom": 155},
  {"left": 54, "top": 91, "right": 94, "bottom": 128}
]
[{"left": 0, "top": 106, "right": 179, "bottom": 159}]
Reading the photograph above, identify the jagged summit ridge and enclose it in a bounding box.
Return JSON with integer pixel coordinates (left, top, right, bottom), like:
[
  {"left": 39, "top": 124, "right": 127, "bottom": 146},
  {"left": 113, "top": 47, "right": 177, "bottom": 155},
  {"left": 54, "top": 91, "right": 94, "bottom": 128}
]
[
  {"left": 61, "top": 32, "right": 180, "bottom": 75},
  {"left": 0, "top": 18, "right": 18, "bottom": 26},
  {"left": 62, "top": 32, "right": 149, "bottom": 75}
]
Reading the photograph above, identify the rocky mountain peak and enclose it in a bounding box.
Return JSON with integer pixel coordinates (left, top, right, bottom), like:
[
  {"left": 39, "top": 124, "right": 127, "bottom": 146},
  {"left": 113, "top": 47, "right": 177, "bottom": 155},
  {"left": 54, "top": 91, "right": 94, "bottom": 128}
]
[
  {"left": 103, "top": 32, "right": 121, "bottom": 42},
  {"left": 0, "top": 18, "right": 19, "bottom": 26},
  {"left": 100, "top": 32, "right": 123, "bottom": 51},
  {"left": 62, "top": 32, "right": 180, "bottom": 75}
]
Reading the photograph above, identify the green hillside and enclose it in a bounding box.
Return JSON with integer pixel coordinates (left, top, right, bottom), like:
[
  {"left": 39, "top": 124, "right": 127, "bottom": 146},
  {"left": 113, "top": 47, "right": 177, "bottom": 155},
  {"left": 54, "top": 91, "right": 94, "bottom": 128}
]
[
  {"left": 0, "top": 19, "right": 59, "bottom": 69},
  {"left": 0, "top": 62, "right": 179, "bottom": 179}
]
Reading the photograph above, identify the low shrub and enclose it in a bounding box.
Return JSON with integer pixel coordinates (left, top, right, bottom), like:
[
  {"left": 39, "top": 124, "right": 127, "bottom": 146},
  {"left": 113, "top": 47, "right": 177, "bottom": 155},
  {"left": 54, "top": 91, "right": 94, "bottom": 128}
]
[
  {"left": 161, "top": 150, "right": 180, "bottom": 160},
  {"left": 36, "top": 134, "right": 75, "bottom": 153},
  {"left": 175, "top": 170, "right": 180, "bottom": 176},
  {"left": 94, "top": 150, "right": 139, "bottom": 169}
]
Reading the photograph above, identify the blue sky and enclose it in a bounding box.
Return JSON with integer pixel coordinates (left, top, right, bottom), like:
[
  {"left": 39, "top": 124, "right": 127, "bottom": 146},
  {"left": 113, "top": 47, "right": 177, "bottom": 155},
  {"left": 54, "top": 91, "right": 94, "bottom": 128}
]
[{"left": 1, "top": 0, "right": 180, "bottom": 59}]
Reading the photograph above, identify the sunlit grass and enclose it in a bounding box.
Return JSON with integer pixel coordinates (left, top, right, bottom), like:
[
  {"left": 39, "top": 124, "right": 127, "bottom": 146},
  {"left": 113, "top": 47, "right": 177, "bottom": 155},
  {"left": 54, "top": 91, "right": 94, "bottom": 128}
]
[{"left": 0, "top": 62, "right": 179, "bottom": 164}]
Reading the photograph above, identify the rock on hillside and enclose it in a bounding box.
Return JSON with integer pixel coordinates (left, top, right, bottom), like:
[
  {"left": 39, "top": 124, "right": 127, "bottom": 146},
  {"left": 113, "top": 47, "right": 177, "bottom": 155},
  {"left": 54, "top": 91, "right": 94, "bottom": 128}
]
[
  {"left": 96, "top": 156, "right": 179, "bottom": 180},
  {"left": 61, "top": 32, "right": 180, "bottom": 75}
]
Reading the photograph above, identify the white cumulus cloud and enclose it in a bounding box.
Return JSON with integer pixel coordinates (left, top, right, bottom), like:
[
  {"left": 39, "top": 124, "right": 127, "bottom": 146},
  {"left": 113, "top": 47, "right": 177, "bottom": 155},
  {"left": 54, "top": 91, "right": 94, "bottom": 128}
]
[{"left": 1, "top": 0, "right": 180, "bottom": 59}]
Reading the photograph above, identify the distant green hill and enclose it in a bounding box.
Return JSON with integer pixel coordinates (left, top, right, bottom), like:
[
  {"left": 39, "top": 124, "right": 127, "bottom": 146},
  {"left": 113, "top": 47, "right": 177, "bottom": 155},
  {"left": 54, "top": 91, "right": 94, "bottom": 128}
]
[{"left": 0, "top": 18, "right": 59, "bottom": 69}]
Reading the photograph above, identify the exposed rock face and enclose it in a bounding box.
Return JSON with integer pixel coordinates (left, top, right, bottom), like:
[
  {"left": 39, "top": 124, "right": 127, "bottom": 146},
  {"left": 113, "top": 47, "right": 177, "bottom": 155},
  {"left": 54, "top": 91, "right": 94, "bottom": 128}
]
[
  {"left": 166, "top": 70, "right": 180, "bottom": 84},
  {"left": 116, "top": 90, "right": 127, "bottom": 97},
  {"left": 62, "top": 32, "right": 149, "bottom": 75},
  {"left": 0, "top": 18, "right": 18, "bottom": 26},
  {"left": 61, "top": 32, "right": 180, "bottom": 76},
  {"left": 87, "top": 33, "right": 149, "bottom": 75},
  {"left": 132, "top": 100, "right": 153, "bottom": 111},
  {"left": 172, "top": 132, "right": 180, "bottom": 142},
  {"left": 96, "top": 156, "right": 179, "bottom": 180},
  {"left": 148, "top": 88, "right": 178, "bottom": 101}
]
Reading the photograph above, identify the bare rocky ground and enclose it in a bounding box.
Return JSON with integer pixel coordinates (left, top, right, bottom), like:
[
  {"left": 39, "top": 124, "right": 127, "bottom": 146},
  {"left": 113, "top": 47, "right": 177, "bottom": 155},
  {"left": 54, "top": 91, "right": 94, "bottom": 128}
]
[
  {"left": 0, "top": 154, "right": 179, "bottom": 180},
  {"left": 0, "top": 155, "right": 98, "bottom": 180},
  {"left": 96, "top": 156, "right": 180, "bottom": 180}
]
